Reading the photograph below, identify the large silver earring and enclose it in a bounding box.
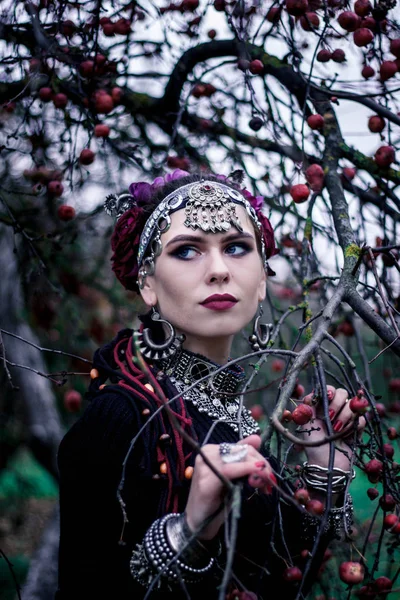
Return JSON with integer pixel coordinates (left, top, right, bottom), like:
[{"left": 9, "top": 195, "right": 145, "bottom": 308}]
[
  {"left": 248, "top": 305, "right": 273, "bottom": 352},
  {"left": 137, "top": 308, "right": 186, "bottom": 361}
]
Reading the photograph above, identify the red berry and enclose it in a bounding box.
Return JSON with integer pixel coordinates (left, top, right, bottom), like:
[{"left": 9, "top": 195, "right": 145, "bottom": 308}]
[
  {"left": 63, "top": 389, "right": 82, "bottom": 412},
  {"left": 375, "top": 402, "right": 386, "bottom": 417},
  {"left": 285, "top": 0, "right": 308, "bottom": 17},
  {"left": 383, "top": 443, "right": 395, "bottom": 459},
  {"left": 266, "top": 7, "right": 282, "bottom": 22},
  {"left": 349, "top": 396, "right": 369, "bottom": 415},
  {"left": 368, "top": 115, "right": 385, "bottom": 133},
  {"left": 305, "top": 164, "right": 324, "bottom": 191},
  {"left": 380, "top": 61, "right": 398, "bottom": 82},
  {"left": 191, "top": 83, "right": 206, "bottom": 98},
  {"left": 207, "top": 29, "right": 217, "bottom": 39},
  {"left": 299, "top": 12, "right": 320, "bottom": 30},
  {"left": 114, "top": 18, "right": 131, "bottom": 35},
  {"left": 80, "top": 60, "right": 95, "bottom": 77},
  {"left": 342, "top": 167, "right": 356, "bottom": 180},
  {"left": 290, "top": 183, "right": 310, "bottom": 203},
  {"left": 307, "top": 499, "right": 324, "bottom": 515},
  {"left": 362, "top": 65, "right": 375, "bottom": 78},
  {"left": 307, "top": 114, "right": 324, "bottom": 130},
  {"left": 374, "top": 146, "right": 396, "bottom": 168},
  {"left": 337, "top": 321, "right": 355, "bottom": 336},
  {"left": 354, "top": 0, "right": 371, "bottom": 17},
  {"left": 292, "top": 404, "right": 313, "bottom": 425},
  {"left": 94, "top": 54, "right": 107, "bottom": 66},
  {"left": 379, "top": 493, "right": 396, "bottom": 510},
  {"left": 283, "top": 566, "right": 303, "bottom": 581},
  {"left": 271, "top": 359, "right": 285, "bottom": 372},
  {"left": 293, "top": 383, "right": 305, "bottom": 398},
  {"left": 250, "top": 404, "right": 264, "bottom": 421},
  {"left": 339, "top": 562, "right": 364, "bottom": 584},
  {"left": 94, "top": 124, "right": 110, "bottom": 138},
  {"left": 53, "top": 93, "right": 68, "bottom": 109},
  {"left": 294, "top": 488, "right": 310, "bottom": 505},
  {"left": 249, "top": 59, "right": 264, "bottom": 75},
  {"left": 331, "top": 49, "right": 346, "bottom": 63},
  {"left": 213, "top": 0, "right": 226, "bottom": 11},
  {"left": 58, "top": 205, "right": 76, "bottom": 221},
  {"left": 372, "top": 576, "right": 392, "bottom": 593},
  {"left": 102, "top": 22, "right": 115, "bottom": 36},
  {"left": 39, "top": 87, "right": 53, "bottom": 102},
  {"left": 389, "top": 400, "right": 400, "bottom": 413},
  {"left": 95, "top": 93, "right": 114, "bottom": 114},
  {"left": 111, "top": 87, "right": 123, "bottom": 103},
  {"left": 353, "top": 28, "right": 374, "bottom": 47},
  {"left": 79, "top": 149, "right": 95, "bottom": 165},
  {"left": 389, "top": 378, "right": 400, "bottom": 392},
  {"left": 317, "top": 49, "right": 331, "bottom": 62},
  {"left": 367, "top": 487, "right": 379, "bottom": 500},
  {"left": 390, "top": 39, "right": 400, "bottom": 58},
  {"left": 361, "top": 16, "right": 376, "bottom": 31},
  {"left": 61, "top": 19, "right": 76, "bottom": 37},
  {"left": 387, "top": 427, "right": 398, "bottom": 440},
  {"left": 181, "top": 0, "right": 199, "bottom": 11},
  {"left": 281, "top": 409, "right": 292, "bottom": 422},
  {"left": 365, "top": 458, "right": 383, "bottom": 483},
  {"left": 47, "top": 180, "right": 64, "bottom": 197},
  {"left": 337, "top": 11, "right": 359, "bottom": 32},
  {"left": 383, "top": 513, "right": 399, "bottom": 530}
]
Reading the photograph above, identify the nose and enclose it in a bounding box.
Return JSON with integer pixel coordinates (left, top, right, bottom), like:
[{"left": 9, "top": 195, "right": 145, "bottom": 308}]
[{"left": 207, "top": 249, "right": 231, "bottom": 285}]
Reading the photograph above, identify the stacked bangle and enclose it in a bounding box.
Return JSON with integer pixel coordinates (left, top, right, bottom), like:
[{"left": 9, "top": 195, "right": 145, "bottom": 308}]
[
  {"left": 130, "top": 513, "right": 218, "bottom": 589},
  {"left": 302, "top": 462, "right": 356, "bottom": 494}
]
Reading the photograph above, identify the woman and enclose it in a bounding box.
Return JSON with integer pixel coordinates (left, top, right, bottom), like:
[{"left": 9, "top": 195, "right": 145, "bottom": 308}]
[{"left": 55, "top": 170, "right": 362, "bottom": 600}]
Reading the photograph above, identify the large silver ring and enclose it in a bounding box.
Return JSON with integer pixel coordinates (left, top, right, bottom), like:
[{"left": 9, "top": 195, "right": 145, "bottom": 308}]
[{"left": 219, "top": 443, "right": 249, "bottom": 464}]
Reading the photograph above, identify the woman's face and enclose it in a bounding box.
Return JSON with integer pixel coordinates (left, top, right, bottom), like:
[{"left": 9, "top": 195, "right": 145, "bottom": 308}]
[{"left": 140, "top": 205, "right": 267, "bottom": 341}]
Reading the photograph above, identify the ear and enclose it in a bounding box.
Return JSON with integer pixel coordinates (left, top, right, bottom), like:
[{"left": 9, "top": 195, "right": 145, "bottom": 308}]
[
  {"left": 139, "top": 275, "right": 158, "bottom": 308},
  {"left": 257, "top": 268, "right": 267, "bottom": 303}
]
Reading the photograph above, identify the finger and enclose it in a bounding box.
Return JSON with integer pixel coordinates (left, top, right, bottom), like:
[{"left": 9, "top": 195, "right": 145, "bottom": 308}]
[
  {"left": 313, "top": 385, "right": 340, "bottom": 412},
  {"left": 248, "top": 470, "right": 277, "bottom": 494},
  {"left": 329, "top": 389, "right": 352, "bottom": 416},
  {"left": 237, "top": 434, "right": 261, "bottom": 451},
  {"left": 326, "top": 385, "right": 336, "bottom": 402}
]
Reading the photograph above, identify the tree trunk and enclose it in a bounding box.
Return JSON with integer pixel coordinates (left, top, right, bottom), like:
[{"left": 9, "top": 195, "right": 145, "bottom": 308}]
[{"left": 0, "top": 225, "right": 62, "bottom": 599}]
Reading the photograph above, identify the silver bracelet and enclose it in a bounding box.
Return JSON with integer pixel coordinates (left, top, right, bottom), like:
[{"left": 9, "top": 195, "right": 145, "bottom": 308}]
[
  {"left": 302, "top": 462, "right": 356, "bottom": 494},
  {"left": 130, "top": 513, "right": 217, "bottom": 588},
  {"left": 166, "top": 513, "right": 221, "bottom": 566},
  {"left": 301, "top": 495, "right": 354, "bottom": 543}
]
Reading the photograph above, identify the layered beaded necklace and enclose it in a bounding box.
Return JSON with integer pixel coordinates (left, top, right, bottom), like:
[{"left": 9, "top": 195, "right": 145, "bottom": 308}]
[{"left": 156, "top": 348, "right": 260, "bottom": 438}]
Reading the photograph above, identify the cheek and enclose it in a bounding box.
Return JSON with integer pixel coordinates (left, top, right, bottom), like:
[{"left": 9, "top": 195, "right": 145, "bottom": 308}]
[{"left": 154, "top": 268, "right": 191, "bottom": 310}]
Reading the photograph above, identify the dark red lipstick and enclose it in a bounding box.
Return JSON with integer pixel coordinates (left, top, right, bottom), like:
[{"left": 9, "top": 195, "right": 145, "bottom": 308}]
[{"left": 200, "top": 294, "right": 238, "bottom": 311}]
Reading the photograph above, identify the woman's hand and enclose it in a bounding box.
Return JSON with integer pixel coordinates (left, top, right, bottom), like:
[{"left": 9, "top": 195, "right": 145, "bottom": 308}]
[
  {"left": 185, "top": 434, "right": 275, "bottom": 541},
  {"left": 302, "top": 385, "right": 366, "bottom": 471}
]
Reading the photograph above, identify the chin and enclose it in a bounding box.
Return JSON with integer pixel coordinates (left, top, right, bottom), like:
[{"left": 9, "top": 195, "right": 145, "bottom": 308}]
[{"left": 183, "top": 323, "right": 245, "bottom": 340}]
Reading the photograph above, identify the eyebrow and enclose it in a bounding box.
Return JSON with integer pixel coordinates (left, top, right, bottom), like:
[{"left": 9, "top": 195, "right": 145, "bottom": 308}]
[{"left": 165, "top": 232, "right": 255, "bottom": 248}]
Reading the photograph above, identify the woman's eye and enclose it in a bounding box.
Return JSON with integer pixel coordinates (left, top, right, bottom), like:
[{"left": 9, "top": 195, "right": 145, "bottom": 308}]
[
  {"left": 225, "top": 243, "right": 252, "bottom": 256},
  {"left": 171, "top": 246, "right": 197, "bottom": 260}
]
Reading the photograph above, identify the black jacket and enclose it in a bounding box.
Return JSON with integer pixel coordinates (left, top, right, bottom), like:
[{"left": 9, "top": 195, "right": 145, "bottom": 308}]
[{"left": 55, "top": 331, "right": 329, "bottom": 600}]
